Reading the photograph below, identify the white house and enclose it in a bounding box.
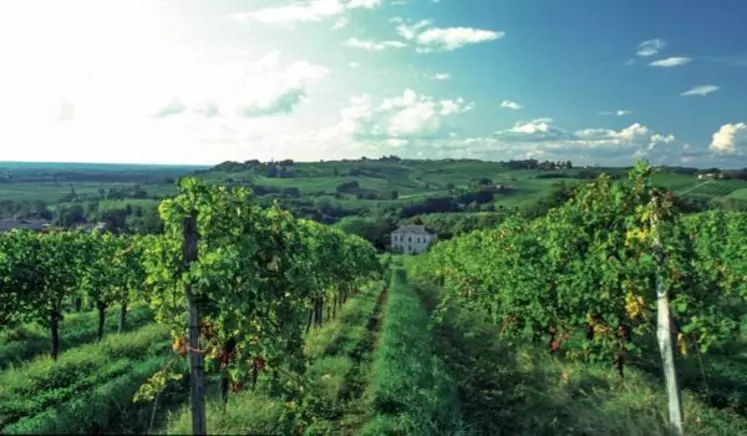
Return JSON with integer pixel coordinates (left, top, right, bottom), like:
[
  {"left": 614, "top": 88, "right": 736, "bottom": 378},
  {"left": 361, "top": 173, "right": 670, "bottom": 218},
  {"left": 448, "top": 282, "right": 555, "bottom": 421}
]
[{"left": 390, "top": 225, "right": 435, "bottom": 254}]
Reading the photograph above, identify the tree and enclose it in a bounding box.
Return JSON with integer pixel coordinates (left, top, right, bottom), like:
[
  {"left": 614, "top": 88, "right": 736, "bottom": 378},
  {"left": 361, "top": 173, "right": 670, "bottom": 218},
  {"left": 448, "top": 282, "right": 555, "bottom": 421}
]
[{"left": 0, "top": 231, "right": 88, "bottom": 359}]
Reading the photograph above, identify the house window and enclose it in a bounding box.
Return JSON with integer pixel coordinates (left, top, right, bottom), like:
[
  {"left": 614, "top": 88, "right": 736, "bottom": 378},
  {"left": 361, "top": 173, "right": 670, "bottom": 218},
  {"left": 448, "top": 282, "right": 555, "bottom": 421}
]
[{"left": 408, "top": 236, "right": 412, "bottom": 242}]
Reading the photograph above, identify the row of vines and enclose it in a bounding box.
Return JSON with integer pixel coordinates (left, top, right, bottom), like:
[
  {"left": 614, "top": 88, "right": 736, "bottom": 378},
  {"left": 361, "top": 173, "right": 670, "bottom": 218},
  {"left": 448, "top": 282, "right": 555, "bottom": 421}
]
[
  {"left": 410, "top": 162, "right": 747, "bottom": 435},
  {"left": 0, "top": 178, "right": 383, "bottom": 434}
]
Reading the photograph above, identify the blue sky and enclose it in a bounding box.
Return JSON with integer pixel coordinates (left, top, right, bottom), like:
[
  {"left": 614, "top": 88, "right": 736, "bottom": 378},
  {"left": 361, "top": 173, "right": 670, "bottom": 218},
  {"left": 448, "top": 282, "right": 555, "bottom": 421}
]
[{"left": 0, "top": 0, "right": 745, "bottom": 167}]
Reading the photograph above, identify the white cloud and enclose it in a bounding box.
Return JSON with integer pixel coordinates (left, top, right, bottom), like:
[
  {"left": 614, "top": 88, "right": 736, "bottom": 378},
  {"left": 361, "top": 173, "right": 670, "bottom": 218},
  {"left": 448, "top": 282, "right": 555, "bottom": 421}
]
[
  {"left": 395, "top": 19, "right": 433, "bottom": 40},
  {"left": 0, "top": 36, "right": 332, "bottom": 163},
  {"left": 321, "top": 89, "right": 473, "bottom": 142},
  {"left": 501, "top": 118, "right": 567, "bottom": 139},
  {"left": 710, "top": 123, "right": 747, "bottom": 154},
  {"left": 681, "top": 85, "right": 719, "bottom": 97},
  {"left": 230, "top": 0, "right": 381, "bottom": 25},
  {"left": 597, "top": 110, "right": 633, "bottom": 116},
  {"left": 344, "top": 37, "right": 407, "bottom": 51},
  {"left": 649, "top": 57, "right": 691, "bottom": 68},
  {"left": 229, "top": 58, "right": 330, "bottom": 118},
  {"left": 348, "top": 61, "right": 361, "bottom": 68},
  {"left": 493, "top": 119, "right": 680, "bottom": 162},
  {"left": 372, "top": 119, "right": 687, "bottom": 166},
  {"left": 637, "top": 39, "right": 667, "bottom": 57},
  {"left": 332, "top": 17, "right": 349, "bottom": 29},
  {"left": 427, "top": 73, "right": 451, "bottom": 80},
  {"left": 415, "top": 27, "right": 504, "bottom": 52},
  {"left": 392, "top": 18, "right": 503, "bottom": 52},
  {"left": 500, "top": 100, "right": 523, "bottom": 110}
]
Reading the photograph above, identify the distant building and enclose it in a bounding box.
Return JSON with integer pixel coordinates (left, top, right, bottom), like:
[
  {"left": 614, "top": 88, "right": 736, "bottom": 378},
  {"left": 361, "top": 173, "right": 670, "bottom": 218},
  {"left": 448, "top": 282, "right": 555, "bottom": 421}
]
[
  {"left": 76, "top": 222, "right": 107, "bottom": 233},
  {"left": 390, "top": 225, "right": 436, "bottom": 254},
  {"left": 0, "top": 218, "right": 52, "bottom": 233}
]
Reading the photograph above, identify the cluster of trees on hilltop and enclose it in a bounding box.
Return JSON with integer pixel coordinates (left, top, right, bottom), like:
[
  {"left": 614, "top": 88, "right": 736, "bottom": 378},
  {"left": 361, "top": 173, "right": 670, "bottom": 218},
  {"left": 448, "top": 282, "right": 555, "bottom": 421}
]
[
  {"left": 504, "top": 159, "right": 574, "bottom": 170},
  {"left": 209, "top": 159, "right": 304, "bottom": 178}
]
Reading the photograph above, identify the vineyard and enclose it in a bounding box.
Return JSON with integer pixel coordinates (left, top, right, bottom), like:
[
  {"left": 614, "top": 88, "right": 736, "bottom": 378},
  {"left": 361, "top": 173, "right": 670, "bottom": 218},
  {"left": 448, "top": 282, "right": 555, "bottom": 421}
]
[
  {"left": 0, "top": 178, "right": 385, "bottom": 434},
  {"left": 409, "top": 162, "right": 747, "bottom": 434},
  {"left": 1, "top": 165, "right": 747, "bottom": 435}
]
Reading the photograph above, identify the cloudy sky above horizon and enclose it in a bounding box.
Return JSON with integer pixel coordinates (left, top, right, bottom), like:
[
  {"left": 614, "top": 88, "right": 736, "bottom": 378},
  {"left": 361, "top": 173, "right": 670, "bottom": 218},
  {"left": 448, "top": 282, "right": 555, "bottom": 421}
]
[{"left": 1, "top": 0, "right": 746, "bottom": 167}]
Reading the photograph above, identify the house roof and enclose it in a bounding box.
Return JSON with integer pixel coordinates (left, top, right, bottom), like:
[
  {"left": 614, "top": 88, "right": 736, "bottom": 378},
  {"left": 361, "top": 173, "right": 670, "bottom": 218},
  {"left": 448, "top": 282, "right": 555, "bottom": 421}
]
[
  {"left": 76, "top": 222, "right": 107, "bottom": 232},
  {"left": 392, "top": 225, "right": 432, "bottom": 235}
]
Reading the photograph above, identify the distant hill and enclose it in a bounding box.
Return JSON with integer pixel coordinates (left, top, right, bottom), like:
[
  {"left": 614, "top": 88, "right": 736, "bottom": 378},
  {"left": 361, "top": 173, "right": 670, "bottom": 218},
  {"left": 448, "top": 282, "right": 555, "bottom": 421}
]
[{"left": 196, "top": 157, "right": 747, "bottom": 213}]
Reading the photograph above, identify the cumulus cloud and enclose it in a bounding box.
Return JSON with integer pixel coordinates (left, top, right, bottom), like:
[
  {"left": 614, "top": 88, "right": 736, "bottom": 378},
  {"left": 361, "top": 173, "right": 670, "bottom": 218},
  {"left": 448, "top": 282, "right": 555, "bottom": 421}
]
[
  {"left": 231, "top": 58, "right": 330, "bottom": 118},
  {"left": 490, "top": 118, "right": 682, "bottom": 164},
  {"left": 391, "top": 17, "right": 503, "bottom": 52},
  {"left": 649, "top": 57, "right": 691, "bottom": 68},
  {"left": 230, "top": 0, "right": 381, "bottom": 25},
  {"left": 498, "top": 118, "right": 571, "bottom": 141},
  {"left": 427, "top": 73, "right": 451, "bottom": 80},
  {"left": 144, "top": 54, "right": 330, "bottom": 120},
  {"left": 320, "top": 89, "right": 473, "bottom": 142},
  {"left": 710, "top": 123, "right": 747, "bottom": 154},
  {"left": 393, "top": 18, "right": 432, "bottom": 40},
  {"left": 500, "top": 100, "right": 523, "bottom": 110},
  {"left": 681, "top": 85, "right": 719, "bottom": 97},
  {"left": 415, "top": 27, "right": 504, "bottom": 52},
  {"left": 238, "top": 87, "right": 307, "bottom": 118},
  {"left": 344, "top": 37, "right": 407, "bottom": 51},
  {"left": 637, "top": 39, "right": 667, "bottom": 57}
]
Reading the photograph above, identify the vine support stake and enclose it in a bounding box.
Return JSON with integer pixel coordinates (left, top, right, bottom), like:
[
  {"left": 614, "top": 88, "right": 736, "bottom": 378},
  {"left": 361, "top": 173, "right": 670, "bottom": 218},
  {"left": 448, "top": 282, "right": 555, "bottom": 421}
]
[
  {"left": 651, "top": 208, "right": 684, "bottom": 436},
  {"left": 182, "top": 214, "right": 207, "bottom": 436}
]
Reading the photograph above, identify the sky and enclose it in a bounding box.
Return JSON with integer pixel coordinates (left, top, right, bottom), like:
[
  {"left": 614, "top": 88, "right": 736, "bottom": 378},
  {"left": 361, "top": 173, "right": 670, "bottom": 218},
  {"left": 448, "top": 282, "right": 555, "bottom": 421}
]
[{"left": 0, "top": 0, "right": 746, "bottom": 168}]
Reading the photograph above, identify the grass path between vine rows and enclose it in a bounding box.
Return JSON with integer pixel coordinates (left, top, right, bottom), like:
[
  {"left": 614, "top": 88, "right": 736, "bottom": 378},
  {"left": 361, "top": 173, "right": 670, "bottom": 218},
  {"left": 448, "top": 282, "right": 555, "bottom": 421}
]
[
  {"left": 357, "top": 269, "right": 465, "bottom": 435},
  {"left": 305, "top": 282, "right": 390, "bottom": 435},
  {"left": 410, "top": 274, "right": 747, "bottom": 436}
]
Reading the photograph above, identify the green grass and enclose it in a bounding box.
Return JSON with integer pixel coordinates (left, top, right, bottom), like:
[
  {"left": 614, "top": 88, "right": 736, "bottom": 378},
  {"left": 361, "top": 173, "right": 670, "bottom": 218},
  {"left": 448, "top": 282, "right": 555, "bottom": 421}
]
[
  {"left": 410, "top": 276, "right": 747, "bottom": 436},
  {"left": 0, "top": 181, "right": 135, "bottom": 203},
  {"left": 727, "top": 188, "right": 747, "bottom": 200},
  {"left": 2, "top": 356, "right": 187, "bottom": 435},
  {"left": 360, "top": 269, "right": 465, "bottom": 436},
  {"left": 0, "top": 323, "right": 170, "bottom": 430},
  {"left": 0, "top": 305, "right": 153, "bottom": 369}
]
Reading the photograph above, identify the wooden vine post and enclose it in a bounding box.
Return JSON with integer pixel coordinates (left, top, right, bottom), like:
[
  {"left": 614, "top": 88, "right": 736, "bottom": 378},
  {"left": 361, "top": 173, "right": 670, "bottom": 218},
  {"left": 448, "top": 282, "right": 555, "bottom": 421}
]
[
  {"left": 650, "top": 198, "right": 684, "bottom": 436},
  {"left": 182, "top": 214, "right": 207, "bottom": 435}
]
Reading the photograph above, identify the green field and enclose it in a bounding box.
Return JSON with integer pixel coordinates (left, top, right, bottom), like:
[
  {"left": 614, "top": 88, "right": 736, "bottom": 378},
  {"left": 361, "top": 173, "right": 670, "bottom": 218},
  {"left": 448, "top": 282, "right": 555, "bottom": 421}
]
[
  {"left": 727, "top": 188, "right": 747, "bottom": 200},
  {"left": 3, "top": 160, "right": 747, "bottom": 218}
]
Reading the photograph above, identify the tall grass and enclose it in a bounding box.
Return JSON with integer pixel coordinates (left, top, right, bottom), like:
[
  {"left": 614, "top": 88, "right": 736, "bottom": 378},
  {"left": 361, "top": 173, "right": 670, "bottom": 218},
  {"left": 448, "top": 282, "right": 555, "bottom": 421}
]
[
  {"left": 0, "top": 323, "right": 169, "bottom": 429},
  {"left": 2, "top": 356, "right": 188, "bottom": 435},
  {"left": 419, "top": 282, "right": 747, "bottom": 436}
]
